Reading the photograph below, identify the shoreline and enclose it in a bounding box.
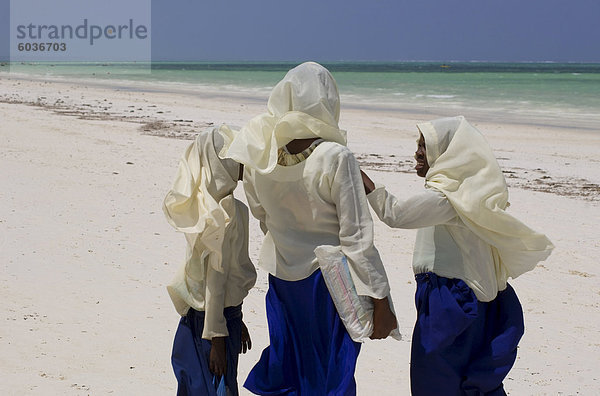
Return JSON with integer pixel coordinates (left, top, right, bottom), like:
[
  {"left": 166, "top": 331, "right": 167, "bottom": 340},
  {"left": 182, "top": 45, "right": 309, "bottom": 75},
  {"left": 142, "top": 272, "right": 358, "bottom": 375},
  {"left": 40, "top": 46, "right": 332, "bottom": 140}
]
[{"left": 3, "top": 71, "right": 600, "bottom": 132}]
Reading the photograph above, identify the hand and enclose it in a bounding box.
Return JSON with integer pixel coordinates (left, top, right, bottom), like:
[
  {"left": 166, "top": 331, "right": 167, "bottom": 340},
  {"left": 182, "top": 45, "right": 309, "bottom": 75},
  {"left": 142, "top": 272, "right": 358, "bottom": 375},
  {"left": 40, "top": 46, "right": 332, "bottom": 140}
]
[
  {"left": 360, "top": 170, "right": 376, "bottom": 195},
  {"left": 209, "top": 337, "right": 227, "bottom": 376},
  {"left": 241, "top": 320, "right": 252, "bottom": 354},
  {"left": 370, "top": 297, "right": 397, "bottom": 339}
]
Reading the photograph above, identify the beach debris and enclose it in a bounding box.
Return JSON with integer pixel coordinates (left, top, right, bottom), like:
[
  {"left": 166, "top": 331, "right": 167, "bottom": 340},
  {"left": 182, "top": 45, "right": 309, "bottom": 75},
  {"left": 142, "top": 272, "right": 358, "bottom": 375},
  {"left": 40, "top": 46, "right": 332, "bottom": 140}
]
[
  {"left": 139, "top": 119, "right": 215, "bottom": 139},
  {"left": 508, "top": 167, "right": 600, "bottom": 201},
  {"left": 358, "top": 153, "right": 600, "bottom": 202},
  {"left": 70, "top": 383, "right": 90, "bottom": 391},
  {"left": 568, "top": 270, "right": 594, "bottom": 278},
  {"left": 357, "top": 153, "right": 413, "bottom": 173},
  {"left": 140, "top": 120, "right": 171, "bottom": 132}
]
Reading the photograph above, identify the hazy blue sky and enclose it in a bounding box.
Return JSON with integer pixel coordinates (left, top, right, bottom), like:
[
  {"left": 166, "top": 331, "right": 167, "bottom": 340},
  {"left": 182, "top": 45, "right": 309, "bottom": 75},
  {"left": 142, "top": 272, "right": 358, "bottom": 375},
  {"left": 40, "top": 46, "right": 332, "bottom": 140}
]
[{"left": 2, "top": 0, "right": 599, "bottom": 62}]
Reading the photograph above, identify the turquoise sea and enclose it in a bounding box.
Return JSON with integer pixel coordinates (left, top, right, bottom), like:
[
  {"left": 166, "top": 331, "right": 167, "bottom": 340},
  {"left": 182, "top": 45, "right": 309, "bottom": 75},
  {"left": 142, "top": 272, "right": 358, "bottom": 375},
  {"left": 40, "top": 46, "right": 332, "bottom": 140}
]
[{"left": 3, "top": 61, "right": 600, "bottom": 127}]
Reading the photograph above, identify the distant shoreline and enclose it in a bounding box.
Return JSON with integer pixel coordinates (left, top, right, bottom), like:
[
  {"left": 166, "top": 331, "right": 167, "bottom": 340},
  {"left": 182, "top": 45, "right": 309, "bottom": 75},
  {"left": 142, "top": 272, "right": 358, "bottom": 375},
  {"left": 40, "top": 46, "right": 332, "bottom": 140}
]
[{"left": 2, "top": 70, "right": 598, "bottom": 132}]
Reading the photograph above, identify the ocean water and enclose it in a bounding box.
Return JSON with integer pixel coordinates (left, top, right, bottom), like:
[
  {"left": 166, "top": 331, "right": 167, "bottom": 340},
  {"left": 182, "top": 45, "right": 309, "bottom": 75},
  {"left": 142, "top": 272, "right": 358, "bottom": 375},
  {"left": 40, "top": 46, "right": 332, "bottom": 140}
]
[{"left": 3, "top": 61, "right": 600, "bottom": 127}]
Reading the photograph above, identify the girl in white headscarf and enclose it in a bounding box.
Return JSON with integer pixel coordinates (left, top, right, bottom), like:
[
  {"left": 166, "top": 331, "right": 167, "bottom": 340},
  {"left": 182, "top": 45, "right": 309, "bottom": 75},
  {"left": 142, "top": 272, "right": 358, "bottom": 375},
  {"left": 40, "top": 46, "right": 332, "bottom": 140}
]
[
  {"left": 163, "top": 127, "right": 257, "bottom": 396},
  {"left": 221, "top": 62, "right": 398, "bottom": 395},
  {"left": 362, "top": 116, "right": 553, "bottom": 395}
]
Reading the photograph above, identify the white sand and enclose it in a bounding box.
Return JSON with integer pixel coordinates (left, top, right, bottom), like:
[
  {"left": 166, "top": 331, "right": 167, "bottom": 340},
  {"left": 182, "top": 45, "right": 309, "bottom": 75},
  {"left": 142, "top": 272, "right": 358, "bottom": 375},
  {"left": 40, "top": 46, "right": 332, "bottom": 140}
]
[{"left": 1, "top": 75, "right": 599, "bottom": 395}]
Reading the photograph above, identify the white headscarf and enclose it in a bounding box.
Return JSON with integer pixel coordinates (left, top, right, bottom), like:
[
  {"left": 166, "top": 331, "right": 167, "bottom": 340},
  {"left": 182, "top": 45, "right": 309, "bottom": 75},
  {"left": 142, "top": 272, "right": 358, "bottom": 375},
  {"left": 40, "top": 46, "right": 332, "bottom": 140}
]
[
  {"left": 418, "top": 116, "right": 554, "bottom": 282},
  {"left": 221, "top": 62, "right": 347, "bottom": 173},
  {"left": 163, "top": 126, "right": 240, "bottom": 278}
]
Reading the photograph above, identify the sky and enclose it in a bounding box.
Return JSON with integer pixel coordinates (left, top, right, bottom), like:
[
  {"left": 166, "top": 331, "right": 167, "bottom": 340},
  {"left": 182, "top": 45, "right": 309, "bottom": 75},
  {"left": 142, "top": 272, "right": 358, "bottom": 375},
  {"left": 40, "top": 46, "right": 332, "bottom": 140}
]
[{"left": 1, "top": 0, "right": 599, "bottom": 62}]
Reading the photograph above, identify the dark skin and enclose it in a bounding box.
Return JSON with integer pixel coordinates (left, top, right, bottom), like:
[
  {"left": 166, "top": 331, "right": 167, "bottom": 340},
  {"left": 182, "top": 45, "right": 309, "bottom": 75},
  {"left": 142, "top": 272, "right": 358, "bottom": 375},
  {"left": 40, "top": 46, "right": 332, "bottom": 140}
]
[
  {"left": 210, "top": 337, "right": 227, "bottom": 377},
  {"left": 414, "top": 133, "right": 430, "bottom": 178},
  {"left": 285, "top": 137, "right": 319, "bottom": 154},
  {"left": 209, "top": 321, "right": 252, "bottom": 376},
  {"left": 285, "top": 138, "right": 398, "bottom": 340},
  {"left": 209, "top": 163, "right": 251, "bottom": 377},
  {"left": 369, "top": 296, "right": 398, "bottom": 339},
  {"left": 238, "top": 164, "right": 244, "bottom": 182},
  {"left": 361, "top": 132, "right": 430, "bottom": 194}
]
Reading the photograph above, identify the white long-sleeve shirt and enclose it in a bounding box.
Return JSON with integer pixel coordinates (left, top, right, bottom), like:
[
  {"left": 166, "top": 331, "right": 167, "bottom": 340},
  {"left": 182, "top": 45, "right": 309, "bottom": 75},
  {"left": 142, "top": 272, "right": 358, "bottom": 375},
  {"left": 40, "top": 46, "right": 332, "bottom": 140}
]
[
  {"left": 244, "top": 141, "right": 390, "bottom": 299},
  {"left": 167, "top": 199, "right": 257, "bottom": 338},
  {"left": 367, "top": 185, "right": 501, "bottom": 302}
]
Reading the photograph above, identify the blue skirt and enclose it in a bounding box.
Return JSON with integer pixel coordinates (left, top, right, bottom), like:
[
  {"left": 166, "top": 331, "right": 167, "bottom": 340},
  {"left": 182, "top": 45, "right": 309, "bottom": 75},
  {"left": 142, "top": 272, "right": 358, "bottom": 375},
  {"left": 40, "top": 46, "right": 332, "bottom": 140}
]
[
  {"left": 244, "top": 270, "right": 361, "bottom": 396},
  {"left": 411, "top": 272, "right": 524, "bottom": 396},
  {"left": 171, "top": 304, "right": 243, "bottom": 396}
]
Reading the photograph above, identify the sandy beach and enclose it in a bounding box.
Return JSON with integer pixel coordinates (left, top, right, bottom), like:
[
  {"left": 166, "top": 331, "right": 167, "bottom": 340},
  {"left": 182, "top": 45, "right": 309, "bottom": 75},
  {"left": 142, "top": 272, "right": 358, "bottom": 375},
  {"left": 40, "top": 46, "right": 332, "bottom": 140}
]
[{"left": 1, "top": 74, "right": 599, "bottom": 395}]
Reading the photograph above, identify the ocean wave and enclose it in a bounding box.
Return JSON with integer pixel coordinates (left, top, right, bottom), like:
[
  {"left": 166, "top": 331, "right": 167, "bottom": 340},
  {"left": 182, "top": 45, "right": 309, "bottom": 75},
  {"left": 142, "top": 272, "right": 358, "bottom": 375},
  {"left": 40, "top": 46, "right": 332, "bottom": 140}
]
[
  {"left": 415, "top": 94, "right": 456, "bottom": 99},
  {"left": 426, "top": 94, "right": 456, "bottom": 99}
]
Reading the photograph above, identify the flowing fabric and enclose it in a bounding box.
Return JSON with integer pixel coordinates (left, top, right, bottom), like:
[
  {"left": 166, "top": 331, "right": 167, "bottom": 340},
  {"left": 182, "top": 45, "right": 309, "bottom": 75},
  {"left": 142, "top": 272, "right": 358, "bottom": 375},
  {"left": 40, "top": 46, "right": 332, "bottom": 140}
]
[
  {"left": 163, "top": 126, "right": 240, "bottom": 279},
  {"left": 418, "top": 116, "right": 554, "bottom": 291},
  {"left": 164, "top": 126, "right": 254, "bottom": 321},
  {"left": 244, "top": 270, "right": 361, "bottom": 395},
  {"left": 220, "top": 62, "right": 347, "bottom": 174},
  {"left": 411, "top": 273, "right": 524, "bottom": 396},
  {"left": 172, "top": 305, "right": 243, "bottom": 396}
]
